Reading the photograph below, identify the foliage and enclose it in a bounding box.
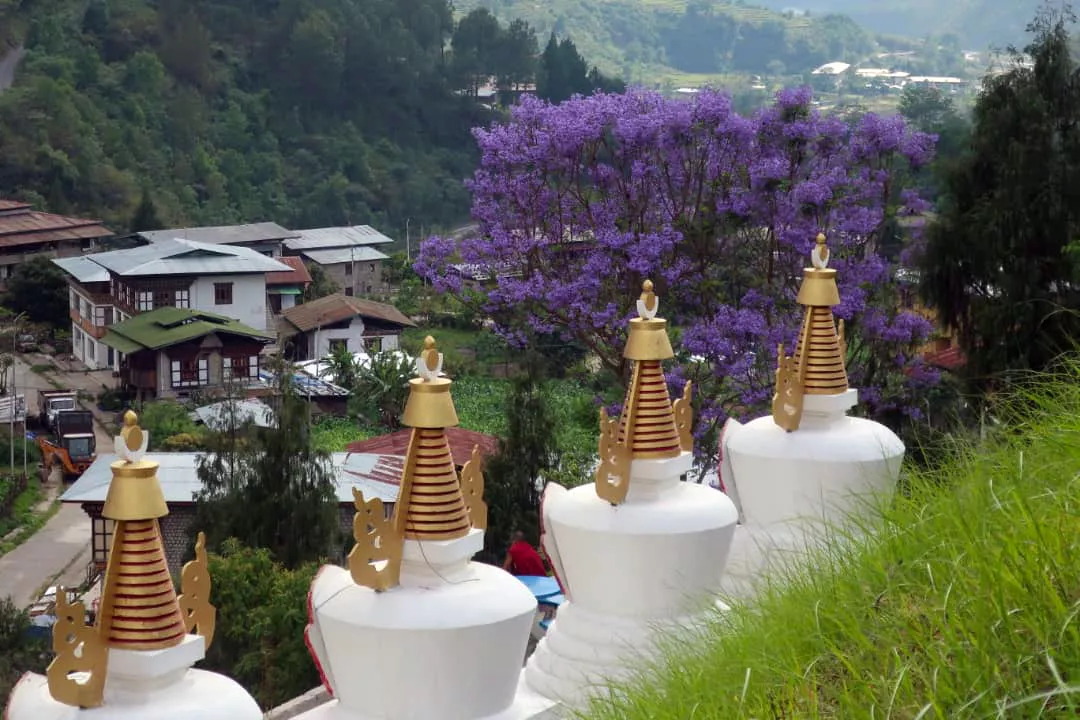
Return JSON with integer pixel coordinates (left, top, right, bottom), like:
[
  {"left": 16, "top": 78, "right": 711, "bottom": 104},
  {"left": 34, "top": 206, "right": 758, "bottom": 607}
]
[
  {"left": 3, "top": 255, "right": 69, "bottom": 328},
  {"left": 920, "top": 8, "right": 1080, "bottom": 393},
  {"left": 203, "top": 539, "right": 320, "bottom": 710},
  {"left": 310, "top": 416, "right": 376, "bottom": 452},
  {"left": 418, "top": 87, "right": 938, "bottom": 472},
  {"left": 129, "top": 186, "right": 164, "bottom": 232},
  {"left": 137, "top": 399, "right": 198, "bottom": 450},
  {"left": 897, "top": 84, "right": 972, "bottom": 201},
  {"left": 192, "top": 369, "right": 340, "bottom": 569},
  {"left": 537, "top": 33, "right": 624, "bottom": 104},
  {"left": 159, "top": 431, "right": 206, "bottom": 451},
  {"left": 0, "top": 596, "right": 50, "bottom": 702},
  {"left": 326, "top": 342, "right": 363, "bottom": 392},
  {"left": 583, "top": 361, "right": 1080, "bottom": 719},
  {"left": 348, "top": 351, "right": 415, "bottom": 429},
  {"left": 476, "top": 364, "right": 556, "bottom": 564},
  {"left": 303, "top": 264, "right": 340, "bottom": 304}
]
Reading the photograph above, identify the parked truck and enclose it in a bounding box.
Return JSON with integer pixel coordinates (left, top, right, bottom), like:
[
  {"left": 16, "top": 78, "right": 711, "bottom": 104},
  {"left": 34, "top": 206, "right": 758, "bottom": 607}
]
[
  {"left": 37, "top": 408, "right": 96, "bottom": 482},
  {"left": 37, "top": 390, "right": 78, "bottom": 432}
]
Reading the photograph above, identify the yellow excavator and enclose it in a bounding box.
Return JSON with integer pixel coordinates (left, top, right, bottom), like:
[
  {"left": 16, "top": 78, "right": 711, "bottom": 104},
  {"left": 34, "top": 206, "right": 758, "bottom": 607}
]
[{"left": 37, "top": 409, "right": 97, "bottom": 482}]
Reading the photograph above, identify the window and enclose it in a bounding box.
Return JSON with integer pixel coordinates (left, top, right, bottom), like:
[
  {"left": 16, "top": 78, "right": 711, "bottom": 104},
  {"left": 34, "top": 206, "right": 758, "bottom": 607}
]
[
  {"left": 174, "top": 289, "right": 190, "bottom": 308},
  {"left": 223, "top": 355, "right": 260, "bottom": 381},
  {"left": 344, "top": 287, "right": 353, "bottom": 296},
  {"left": 328, "top": 339, "right": 347, "bottom": 353},
  {"left": 345, "top": 263, "right": 353, "bottom": 276},
  {"left": 214, "top": 282, "right": 233, "bottom": 305},
  {"left": 91, "top": 516, "right": 114, "bottom": 570},
  {"left": 70, "top": 289, "right": 77, "bottom": 309},
  {"left": 171, "top": 357, "right": 209, "bottom": 388},
  {"left": 369, "top": 263, "right": 375, "bottom": 272},
  {"left": 93, "top": 306, "right": 113, "bottom": 327},
  {"left": 153, "top": 290, "right": 172, "bottom": 309},
  {"left": 366, "top": 336, "right": 383, "bottom": 353},
  {"left": 137, "top": 291, "right": 153, "bottom": 311}
]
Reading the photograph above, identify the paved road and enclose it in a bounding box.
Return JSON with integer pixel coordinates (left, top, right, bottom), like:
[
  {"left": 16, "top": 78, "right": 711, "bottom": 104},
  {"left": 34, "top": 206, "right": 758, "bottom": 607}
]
[
  {"left": 0, "top": 45, "right": 25, "bottom": 92},
  {"left": 0, "top": 503, "right": 90, "bottom": 608}
]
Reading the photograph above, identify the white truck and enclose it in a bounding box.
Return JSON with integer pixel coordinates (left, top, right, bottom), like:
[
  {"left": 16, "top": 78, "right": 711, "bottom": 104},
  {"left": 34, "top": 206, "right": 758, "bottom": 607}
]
[{"left": 37, "top": 389, "right": 78, "bottom": 432}]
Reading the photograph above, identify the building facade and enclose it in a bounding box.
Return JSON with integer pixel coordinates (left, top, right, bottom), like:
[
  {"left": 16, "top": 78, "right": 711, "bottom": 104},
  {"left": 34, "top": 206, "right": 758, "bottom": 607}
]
[
  {"left": 0, "top": 199, "right": 113, "bottom": 290},
  {"left": 283, "top": 225, "right": 394, "bottom": 298},
  {"left": 278, "top": 293, "right": 416, "bottom": 360}
]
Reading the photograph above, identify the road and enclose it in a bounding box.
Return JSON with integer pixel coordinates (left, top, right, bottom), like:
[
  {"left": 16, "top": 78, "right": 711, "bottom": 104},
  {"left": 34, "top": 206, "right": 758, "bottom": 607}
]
[{"left": 0, "top": 45, "right": 25, "bottom": 92}]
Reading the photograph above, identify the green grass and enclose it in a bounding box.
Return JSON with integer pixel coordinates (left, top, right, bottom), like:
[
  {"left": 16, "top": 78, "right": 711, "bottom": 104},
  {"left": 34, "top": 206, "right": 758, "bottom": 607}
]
[
  {"left": 310, "top": 417, "right": 378, "bottom": 453},
  {"left": 582, "top": 365, "right": 1080, "bottom": 719},
  {"left": 0, "top": 480, "right": 57, "bottom": 555}
]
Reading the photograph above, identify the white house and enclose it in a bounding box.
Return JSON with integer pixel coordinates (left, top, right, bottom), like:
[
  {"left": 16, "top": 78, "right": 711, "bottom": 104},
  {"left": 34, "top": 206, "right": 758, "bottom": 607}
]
[
  {"left": 278, "top": 292, "right": 416, "bottom": 360},
  {"left": 54, "top": 239, "right": 291, "bottom": 370}
]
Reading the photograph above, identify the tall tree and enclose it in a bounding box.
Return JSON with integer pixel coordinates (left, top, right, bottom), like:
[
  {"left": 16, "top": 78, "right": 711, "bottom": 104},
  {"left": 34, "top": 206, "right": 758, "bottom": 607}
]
[
  {"left": 919, "top": 7, "right": 1080, "bottom": 389},
  {"left": 130, "top": 187, "right": 164, "bottom": 232},
  {"left": 4, "top": 255, "right": 69, "bottom": 328},
  {"left": 495, "top": 19, "right": 538, "bottom": 93},
  {"left": 451, "top": 8, "right": 503, "bottom": 97},
  {"left": 192, "top": 363, "right": 340, "bottom": 569}
]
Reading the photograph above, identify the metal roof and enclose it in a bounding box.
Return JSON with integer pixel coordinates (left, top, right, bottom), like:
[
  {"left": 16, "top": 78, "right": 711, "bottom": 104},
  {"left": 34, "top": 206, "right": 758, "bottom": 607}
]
[
  {"left": 86, "top": 238, "right": 292, "bottom": 276},
  {"left": 279, "top": 293, "right": 415, "bottom": 333},
  {"left": 300, "top": 246, "right": 389, "bottom": 265},
  {"left": 139, "top": 222, "right": 299, "bottom": 246},
  {"left": 284, "top": 226, "right": 395, "bottom": 252},
  {"left": 191, "top": 399, "right": 274, "bottom": 429},
  {"left": 52, "top": 256, "right": 110, "bottom": 284},
  {"left": 0, "top": 202, "right": 113, "bottom": 249},
  {"left": 101, "top": 306, "right": 274, "bottom": 352},
  {"left": 61, "top": 452, "right": 403, "bottom": 506},
  {"left": 265, "top": 256, "right": 312, "bottom": 286}
]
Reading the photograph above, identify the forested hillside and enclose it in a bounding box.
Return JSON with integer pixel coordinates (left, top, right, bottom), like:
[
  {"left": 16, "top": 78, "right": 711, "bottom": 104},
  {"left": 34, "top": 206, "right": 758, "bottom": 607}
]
[
  {"left": 457, "top": 0, "right": 876, "bottom": 80},
  {"left": 0, "top": 0, "right": 533, "bottom": 233},
  {"left": 752, "top": 0, "right": 1040, "bottom": 48}
]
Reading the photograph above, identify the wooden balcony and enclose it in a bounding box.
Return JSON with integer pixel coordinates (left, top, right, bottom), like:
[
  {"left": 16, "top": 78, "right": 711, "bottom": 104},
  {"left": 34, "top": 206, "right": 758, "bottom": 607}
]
[{"left": 69, "top": 309, "right": 109, "bottom": 340}]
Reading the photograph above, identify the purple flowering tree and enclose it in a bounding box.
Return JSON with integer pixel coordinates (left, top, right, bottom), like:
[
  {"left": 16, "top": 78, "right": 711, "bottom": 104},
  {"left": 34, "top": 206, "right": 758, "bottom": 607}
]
[{"left": 417, "top": 87, "right": 938, "bottom": 470}]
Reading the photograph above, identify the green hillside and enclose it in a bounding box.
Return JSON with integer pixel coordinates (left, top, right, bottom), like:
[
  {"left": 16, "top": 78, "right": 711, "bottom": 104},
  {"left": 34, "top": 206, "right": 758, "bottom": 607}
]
[{"left": 457, "top": 0, "right": 877, "bottom": 84}]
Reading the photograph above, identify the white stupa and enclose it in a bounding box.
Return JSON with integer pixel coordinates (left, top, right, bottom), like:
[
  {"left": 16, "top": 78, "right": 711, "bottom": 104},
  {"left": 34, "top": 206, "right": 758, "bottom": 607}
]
[
  {"left": 300, "top": 336, "right": 549, "bottom": 720},
  {"left": 524, "top": 281, "right": 740, "bottom": 707},
  {"left": 722, "top": 234, "right": 905, "bottom": 567},
  {"left": 4, "top": 411, "right": 261, "bottom": 720}
]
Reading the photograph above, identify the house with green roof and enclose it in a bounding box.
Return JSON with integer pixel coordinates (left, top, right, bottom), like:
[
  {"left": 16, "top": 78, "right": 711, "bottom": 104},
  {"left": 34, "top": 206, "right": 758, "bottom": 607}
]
[{"left": 101, "top": 306, "right": 274, "bottom": 400}]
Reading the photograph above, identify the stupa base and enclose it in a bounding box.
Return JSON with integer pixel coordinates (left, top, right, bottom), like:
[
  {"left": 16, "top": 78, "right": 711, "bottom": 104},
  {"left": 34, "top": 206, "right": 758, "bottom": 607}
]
[{"left": 523, "top": 598, "right": 728, "bottom": 708}]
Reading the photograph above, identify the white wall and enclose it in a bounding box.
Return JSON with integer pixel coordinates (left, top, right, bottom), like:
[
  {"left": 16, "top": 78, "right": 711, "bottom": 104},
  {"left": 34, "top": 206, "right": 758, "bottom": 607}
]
[
  {"left": 191, "top": 274, "right": 269, "bottom": 331},
  {"left": 312, "top": 317, "right": 365, "bottom": 358}
]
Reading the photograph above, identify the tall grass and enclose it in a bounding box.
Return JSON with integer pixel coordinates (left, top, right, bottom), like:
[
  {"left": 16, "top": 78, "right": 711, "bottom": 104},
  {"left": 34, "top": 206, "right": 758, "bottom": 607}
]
[{"left": 582, "top": 364, "right": 1080, "bottom": 719}]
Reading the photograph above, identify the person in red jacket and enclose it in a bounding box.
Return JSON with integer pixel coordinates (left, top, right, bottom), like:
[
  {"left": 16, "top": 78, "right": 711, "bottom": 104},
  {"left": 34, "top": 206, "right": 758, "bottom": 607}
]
[{"left": 502, "top": 530, "right": 547, "bottom": 576}]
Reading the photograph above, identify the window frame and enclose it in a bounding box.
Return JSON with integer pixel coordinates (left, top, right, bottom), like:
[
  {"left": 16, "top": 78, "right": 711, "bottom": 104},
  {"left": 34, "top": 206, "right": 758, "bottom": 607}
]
[
  {"left": 170, "top": 356, "right": 209, "bottom": 388},
  {"left": 214, "top": 282, "right": 234, "bottom": 305}
]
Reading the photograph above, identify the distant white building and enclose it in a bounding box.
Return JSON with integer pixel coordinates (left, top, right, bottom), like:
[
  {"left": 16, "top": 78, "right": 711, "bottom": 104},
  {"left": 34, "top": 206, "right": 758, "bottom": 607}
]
[{"left": 811, "top": 61, "right": 851, "bottom": 76}]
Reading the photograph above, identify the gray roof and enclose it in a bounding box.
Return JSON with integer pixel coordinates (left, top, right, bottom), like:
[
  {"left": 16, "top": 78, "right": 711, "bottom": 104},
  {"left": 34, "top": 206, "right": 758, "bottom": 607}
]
[
  {"left": 191, "top": 399, "right": 274, "bottom": 429},
  {"left": 86, "top": 238, "right": 292, "bottom": 276},
  {"left": 300, "top": 246, "right": 389, "bottom": 266},
  {"left": 139, "top": 222, "right": 298, "bottom": 246},
  {"left": 61, "top": 452, "right": 401, "bottom": 505},
  {"left": 284, "top": 226, "right": 394, "bottom": 252},
  {"left": 52, "top": 256, "right": 110, "bottom": 284}
]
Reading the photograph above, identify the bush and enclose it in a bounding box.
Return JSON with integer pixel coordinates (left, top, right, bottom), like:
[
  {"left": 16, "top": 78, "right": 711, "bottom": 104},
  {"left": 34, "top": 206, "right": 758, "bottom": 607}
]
[
  {"left": 0, "top": 596, "right": 49, "bottom": 700},
  {"left": 160, "top": 432, "right": 207, "bottom": 451},
  {"left": 137, "top": 400, "right": 198, "bottom": 450},
  {"left": 584, "top": 362, "right": 1080, "bottom": 719}
]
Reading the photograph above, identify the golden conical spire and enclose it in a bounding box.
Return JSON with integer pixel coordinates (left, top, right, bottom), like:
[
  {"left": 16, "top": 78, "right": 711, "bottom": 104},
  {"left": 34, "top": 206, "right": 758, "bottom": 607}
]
[
  {"left": 773, "top": 234, "right": 850, "bottom": 432},
  {"left": 596, "top": 281, "right": 694, "bottom": 505}
]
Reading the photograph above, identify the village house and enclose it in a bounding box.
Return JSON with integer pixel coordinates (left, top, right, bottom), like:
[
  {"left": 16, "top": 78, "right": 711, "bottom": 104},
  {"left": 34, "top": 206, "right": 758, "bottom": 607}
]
[
  {"left": 136, "top": 221, "right": 298, "bottom": 257},
  {"left": 283, "top": 225, "right": 394, "bottom": 298},
  {"left": 0, "top": 198, "right": 113, "bottom": 290},
  {"left": 265, "top": 256, "right": 312, "bottom": 316},
  {"left": 53, "top": 238, "right": 292, "bottom": 370},
  {"left": 101, "top": 307, "right": 274, "bottom": 400},
  {"left": 278, "top": 292, "right": 416, "bottom": 360}
]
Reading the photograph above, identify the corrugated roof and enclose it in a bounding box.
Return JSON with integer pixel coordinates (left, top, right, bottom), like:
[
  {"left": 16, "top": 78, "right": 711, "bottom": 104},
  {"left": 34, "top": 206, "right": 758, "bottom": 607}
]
[
  {"left": 101, "top": 306, "right": 273, "bottom": 352},
  {"left": 266, "top": 256, "right": 312, "bottom": 286},
  {"left": 88, "top": 237, "right": 291, "bottom": 276},
  {"left": 139, "top": 222, "right": 298, "bottom": 246},
  {"left": 61, "top": 452, "right": 403, "bottom": 505},
  {"left": 52, "top": 256, "right": 110, "bottom": 284},
  {"left": 347, "top": 428, "right": 498, "bottom": 464},
  {"left": 0, "top": 201, "right": 113, "bottom": 249},
  {"left": 280, "top": 293, "right": 415, "bottom": 333},
  {"left": 191, "top": 399, "right": 274, "bottom": 429},
  {"left": 300, "top": 246, "right": 389, "bottom": 265},
  {"left": 284, "top": 225, "right": 394, "bottom": 252}
]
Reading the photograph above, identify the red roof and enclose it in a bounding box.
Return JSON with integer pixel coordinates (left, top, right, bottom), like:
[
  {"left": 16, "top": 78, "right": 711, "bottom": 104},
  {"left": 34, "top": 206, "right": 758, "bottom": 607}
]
[
  {"left": 0, "top": 199, "right": 113, "bottom": 249},
  {"left": 266, "top": 255, "right": 312, "bottom": 286},
  {"left": 346, "top": 428, "right": 499, "bottom": 466},
  {"left": 923, "top": 346, "right": 966, "bottom": 370}
]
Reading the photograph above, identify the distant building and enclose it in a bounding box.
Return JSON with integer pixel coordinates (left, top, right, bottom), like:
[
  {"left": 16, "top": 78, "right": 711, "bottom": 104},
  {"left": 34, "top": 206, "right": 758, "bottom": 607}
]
[
  {"left": 906, "top": 76, "right": 968, "bottom": 90},
  {"left": 284, "top": 225, "right": 394, "bottom": 298},
  {"left": 53, "top": 239, "right": 291, "bottom": 370},
  {"left": 811, "top": 61, "right": 851, "bottom": 75},
  {"left": 265, "top": 256, "right": 312, "bottom": 317},
  {"left": 136, "top": 222, "right": 298, "bottom": 258},
  {"left": 279, "top": 292, "right": 415, "bottom": 359},
  {"left": 0, "top": 199, "right": 113, "bottom": 290}
]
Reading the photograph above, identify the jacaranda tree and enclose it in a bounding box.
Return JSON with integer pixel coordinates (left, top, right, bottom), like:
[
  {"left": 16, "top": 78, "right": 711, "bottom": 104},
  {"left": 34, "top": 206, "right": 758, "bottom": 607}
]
[{"left": 417, "top": 88, "right": 939, "bottom": 470}]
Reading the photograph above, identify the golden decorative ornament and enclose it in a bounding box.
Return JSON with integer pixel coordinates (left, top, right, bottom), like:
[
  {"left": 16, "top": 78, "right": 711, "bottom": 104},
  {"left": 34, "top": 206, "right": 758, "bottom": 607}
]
[
  {"left": 348, "top": 489, "right": 403, "bottom": 592},
  {"left": 178, "top": 531, "right": 216, "bottom": 650},
  {"left": 459, "top": 444, "right": 488, "bottom": 530},
  {"left": 394, "top": 428, "right": 471, "bottom": 540},
  {"left": 595, "top": 407, "right": 632, "bottom": 505},
  {"left": 47, "top": 589, "right": 106, "bottom": 708},
  {"left": 671, "top": 381, "right": 695, "bottom": 453},
  {"left": 772, "top": 233, "right": 850, "bottom": 432}
]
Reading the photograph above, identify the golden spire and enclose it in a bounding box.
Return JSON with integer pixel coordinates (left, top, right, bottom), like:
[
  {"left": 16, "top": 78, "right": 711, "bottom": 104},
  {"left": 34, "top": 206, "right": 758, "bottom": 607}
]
[
  {"left": 349, "top": 337, "right": 487, "bottom": 592},
  {"left": 773, "top": 234, "right": 850, "bottom": 432},
  {"left": 47, "top": 412, "right": 215, "bottom": 708},
  {"left": 596, "top": 281, "right": 694, "bottom": 505}
]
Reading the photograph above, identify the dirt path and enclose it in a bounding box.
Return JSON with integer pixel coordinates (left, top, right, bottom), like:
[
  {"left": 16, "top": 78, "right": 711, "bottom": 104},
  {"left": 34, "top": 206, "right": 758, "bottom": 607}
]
[{"left": 0, "top": 44, "right": 25, "bottom": 92}]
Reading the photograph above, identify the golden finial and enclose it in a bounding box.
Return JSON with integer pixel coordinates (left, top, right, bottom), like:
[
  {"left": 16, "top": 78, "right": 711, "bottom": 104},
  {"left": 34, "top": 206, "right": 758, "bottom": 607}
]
[
  {"left": 459, "top": 445, "right": 488, "bottom": 530},
  {"left": 178, "top": 532, "right": 217, "bottom": 650},
  {"left": 119, "top": 410, "right": 146, "bottom": 460},
  {"left": 46, "top": 589, "right": 106, "bottom": 708},
  {"left": 772, "top": 232, "right": 849, "bottom": 432},
  {"left": 639, "top": 280, "right": 658, "bottom": 318},
  {"left": 671, "top": 381, "right": 694, "bottom": 453},
  {"left": 420, "top": 336, "right": 440, "bottom": 378},
  {"left": 347, "top": 489, "right": 403, "bottom": 592}
]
